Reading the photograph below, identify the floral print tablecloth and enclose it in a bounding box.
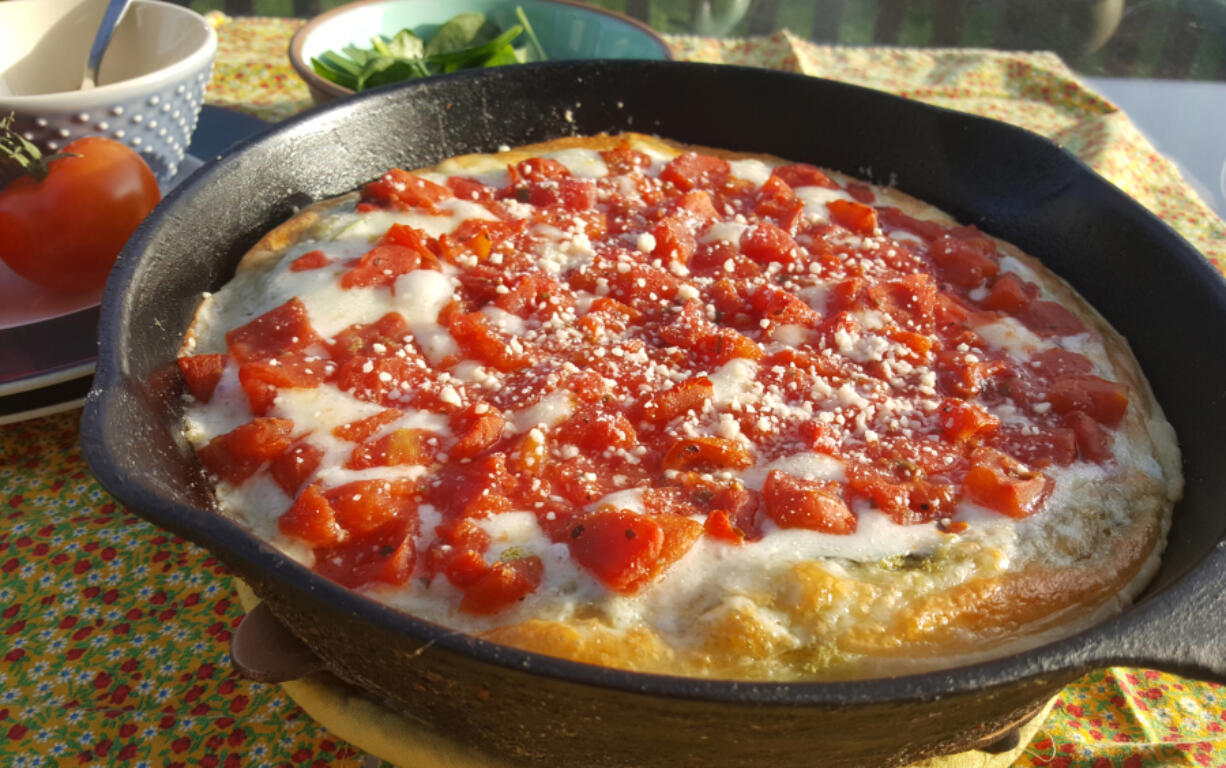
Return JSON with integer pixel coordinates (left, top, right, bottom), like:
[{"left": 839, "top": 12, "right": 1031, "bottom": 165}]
[{"left": 2, "top": 15, "right": 1225, "bottom": 768}]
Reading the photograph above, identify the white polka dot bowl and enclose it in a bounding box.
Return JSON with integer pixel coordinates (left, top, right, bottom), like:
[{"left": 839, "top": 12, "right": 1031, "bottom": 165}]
[{"left": 0, "top": 0, "right": 217, "bottom": 185}]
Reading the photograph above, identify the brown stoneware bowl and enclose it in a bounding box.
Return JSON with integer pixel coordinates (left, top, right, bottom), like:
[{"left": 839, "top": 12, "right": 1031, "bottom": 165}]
[{"left": 82, "top": 61, "right": 1226, "bottom": 767}]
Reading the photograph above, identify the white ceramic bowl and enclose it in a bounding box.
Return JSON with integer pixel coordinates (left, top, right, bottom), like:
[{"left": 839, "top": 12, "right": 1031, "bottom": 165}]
[{"left": 0, "top": 0, "right": 217, "bottom": 183}]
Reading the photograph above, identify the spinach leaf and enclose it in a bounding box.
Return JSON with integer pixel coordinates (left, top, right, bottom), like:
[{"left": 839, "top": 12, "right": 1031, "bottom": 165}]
[
  {"left": 516, "top": 5, "right": 548, "bottom": 63},
  {"left": 311, "top": 6, "right": 545, "bottom": 93},
  {"left": 483, "top": 44, "right": 520, "bottom": 67},
  {"left": 358, "top": 57, "right": 425, "bottom": 90},
  {"left": 373, "top": 28, "right": 424, "bottom": 60},
  {"left": 427, "top": 25, "right": 523, "bottom": 70},
  {"left": 424, "top": 13, "right": 502, "bottom": 57},
  {"left": 341, "top": 44, "right": 375, "bottom": 67},
  {"left": 311, "top": 51, "right": 362, "bottom": 90}
]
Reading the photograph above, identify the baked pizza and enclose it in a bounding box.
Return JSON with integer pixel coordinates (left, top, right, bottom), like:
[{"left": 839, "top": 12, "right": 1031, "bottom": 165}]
[{"left": 177, "top": 133, "right": 1182, "bottom": 681}]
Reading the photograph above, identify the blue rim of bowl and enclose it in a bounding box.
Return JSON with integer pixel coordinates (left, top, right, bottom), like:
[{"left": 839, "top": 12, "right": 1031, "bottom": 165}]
[{"left": 288, "top": 0, "right": 675, "bottom": 103}]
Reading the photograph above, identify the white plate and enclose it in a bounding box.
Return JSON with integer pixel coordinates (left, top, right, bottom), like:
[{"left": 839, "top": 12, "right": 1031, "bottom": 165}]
[{"left": 0, "top": 374, "right": 91, "bottom": 426}]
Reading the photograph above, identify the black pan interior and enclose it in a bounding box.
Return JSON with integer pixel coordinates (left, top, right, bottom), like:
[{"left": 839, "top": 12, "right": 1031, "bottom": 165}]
[{"left": 84, "top": 61, "right": 1226, "bottom": 697}]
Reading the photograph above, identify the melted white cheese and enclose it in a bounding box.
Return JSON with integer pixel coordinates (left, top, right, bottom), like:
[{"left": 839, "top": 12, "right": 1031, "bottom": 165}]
[
  {"left": 547, "top": 148, "right": 608, "bottom": 178},
  {"left": 975, "top": 317, "right": 1049, "bottom": 360},
  {"left": 795, "top": 185, "right": 853, "bottom": 223},
  {"left": 727, "top": 158, "right": 774, "bottom": 186}
]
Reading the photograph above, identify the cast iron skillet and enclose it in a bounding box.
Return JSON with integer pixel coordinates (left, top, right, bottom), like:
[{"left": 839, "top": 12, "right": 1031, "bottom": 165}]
[{"left": 82, "top": 61, "right": 1226, "bottom": 767}]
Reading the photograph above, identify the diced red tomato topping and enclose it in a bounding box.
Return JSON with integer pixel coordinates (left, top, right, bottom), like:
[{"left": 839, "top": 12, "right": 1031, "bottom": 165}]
[
  {"left": 424, "top": 518, "right": 491, "bottom": 587},
  {"left": 753, "top": 176, "right": 803, "bottom": 229},
  {"left": 225, "top": 298, "right": 321, "bottom": 364},
  {"left": 877, "top": 206, "right": 948, "bottom": 240},
  {"left": 439, "top": 219, "right": 523, "bottom": 264},
  {"left": 1027, "top": 348, "right": 1094, "bottom": 380},
  {"left": 771, "top": 163, "right": 837, "bottom": 190},
  {"left": 347, "top": 428, "right": 437, "bottom": 470},
  {"left": 600, "top": 142, "right": 652, "bottom": 174},
  {"left": 1065, "top": 410, "right": 1113, "bottom": 463},
  {"left": 867, "top": 273, "right": 937, "bottom": 332},
  {"left": 197, "top": 418, "right": 294, "bottom": 485},
  {"left": 845, "top": 182, "right": 876, "bottom": 204},
  {"left": 929, "top": 231, "right": 1000, "bottom": 289},
  {"left": 1020, "top": 300, "right": 1088, "bottom": 337},
  {"left": 435, "top": 548, "right": 488, "bottom": 589},
  {"left": 762, "top": 470, "right": 856, "bottom": 534},
  {"left": 749, "top": 285, "right": 820, "bottom": 327},
  {"left": 568, "top": 509, "right": 657, "bottom": 592},
  {"left": 827, "top": 199, "right": 878, "bottom": 235},
  {"left": 361, "top": 169, "right": 453, "bottom": 212},
  {"left": 446, "top": 176, "right": 495, "bottom": 202},
  {"left": 426, "top": 454, "right": 513, "bottom": 520},
  {"left": 194, "top": 147, "right": 1139, "bottom": 605},
  {"left": 603, "top": 261, "right": 681, "bottom": 308},
  {"left": 937, "top": 399, "right": 1000, "bottom": 443},
  {"left": 990, "top": 425, "right": 1077, "bottom": 468},
  {"left": 448, "top": 311, "right": 530, "bottom": 372},
  {"left": 981, "top": 272, "right": 1034, "bottom": 314},
  {"left": 332, "top": 355, "right": 427, "bottom": 407},
  {"left": 529, "top": 177, "right": 597, "bottom": 211},
  {"left": 638, "top": 376, "right": 713, "bottom": 426},
  {"left": 323, "top": 478, "right": 417, "bottom": 536},
  {"left": 340, "top": 241, "right": 438, "bottom": 290},
  {"left": 237, "top": 352, "right": 327, "bottom": 415},
  {"left": 935, "top": 349, "right": 1010, "bottom": 399},
  {"left": 449, "top": 406, "right": 506, "bottom": 460},
  {"left": 672, "top": 189, "right": 720, "bottom": 224},
  {"left": 1046, "top": 375, "right": 1129, "bottom": 427},
  {"left": 514, "top": 157, "right": 571, "bottom": 182},
  {"left": 702, "top": 509, "right": 745, "bottom": 544},
  {"left": 279, "top": 484, "right": 343, "bottom": 546},
  {"left": 661, "top": 152, "right": 730, "bottom": 192},
  {"left": 313, "top": 518, "right": 418, "bottom": 588},
  {"left": 270, "top": 439, "right": 324, "bottom": 496},
  {"left": 495, "top": 274, "right": 567, "bottom": 319},
  {"left": 290, "top": 249, "right": 330, "bottom": 272},
  {"left": 741, "top": 220, "right": 798, "bottom": 265},
  {"left": 567, "top": 508, "right": 700, "bottom": 594},
  {"left": 961, "top": 447, "right": 1051, "bottom": 518},
  {"left": 561, "top": 404, "right": 637, "bottom": 453},
  {"left": 332, "top": 409, "right": 402, "bottom": 443},
  {"left": 652, "top": 217, "right": 697, "bottom": 263},
  {"left": 459, "top": 556, "right": 544, "bottom": 615},
  {"left": 178, "top": 354, "right": 225, "bottom": 402},
  {"left": 661, "top": 437, "right": 753, "bottom": 471},
  {"left": 328, "top": 313, "right": 411, "bottom": 364}
]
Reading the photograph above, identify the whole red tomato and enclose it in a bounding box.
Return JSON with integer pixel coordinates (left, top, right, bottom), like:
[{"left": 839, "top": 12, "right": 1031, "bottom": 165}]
[{"left": 0, "top": 135, "right": 161, "bottom": 293}]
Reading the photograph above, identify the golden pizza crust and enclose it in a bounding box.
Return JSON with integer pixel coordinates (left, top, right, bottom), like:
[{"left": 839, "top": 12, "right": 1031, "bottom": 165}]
[
  {"left": 190, "top": 133, "right": 1180, "bottom": 681},
  {"left": 233, "top": 581, "right": 1059, "bottom": 768}
]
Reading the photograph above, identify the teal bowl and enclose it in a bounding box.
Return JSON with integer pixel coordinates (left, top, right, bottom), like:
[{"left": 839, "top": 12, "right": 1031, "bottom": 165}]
[{"left": 289, "top": 0, "right": 672, "bottom": 103}]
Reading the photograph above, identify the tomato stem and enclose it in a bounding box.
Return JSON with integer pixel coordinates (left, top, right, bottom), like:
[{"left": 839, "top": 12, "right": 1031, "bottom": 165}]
[{"left": 0, "top": 113, "right": 78, "bottom": 185}]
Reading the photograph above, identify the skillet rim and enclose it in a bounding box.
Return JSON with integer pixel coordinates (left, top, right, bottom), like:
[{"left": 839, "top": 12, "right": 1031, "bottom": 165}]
[{"left": 81, "top": 59, "right": 1226, "bottom": 706}]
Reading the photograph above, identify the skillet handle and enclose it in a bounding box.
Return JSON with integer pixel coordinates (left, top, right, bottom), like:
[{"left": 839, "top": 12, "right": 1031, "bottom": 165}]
[
  {"left": 230, "top": 601, "right": 323, "bottom": 683},
  {"left": 1082, "top": 547, "right": 1226, "bottom": 684}
]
